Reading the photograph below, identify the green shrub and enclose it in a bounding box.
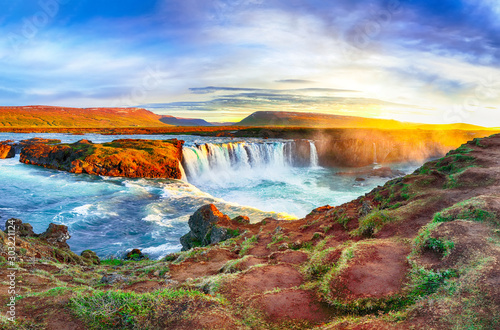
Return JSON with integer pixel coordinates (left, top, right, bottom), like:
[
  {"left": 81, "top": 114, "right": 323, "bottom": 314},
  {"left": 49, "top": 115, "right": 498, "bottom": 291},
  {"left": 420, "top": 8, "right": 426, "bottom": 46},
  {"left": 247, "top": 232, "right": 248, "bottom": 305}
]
[
  {"left": 351, "top": 209, "right": 393, "bottom": 237},
  {"left": 336, "top": 213, "right": 350, "bottom": 229},
  {"left": 425, "top": 238, "right": 455, "bottom": 257},
  {"left": 408, "top": 266, "right": 458, "bottom": 297}
]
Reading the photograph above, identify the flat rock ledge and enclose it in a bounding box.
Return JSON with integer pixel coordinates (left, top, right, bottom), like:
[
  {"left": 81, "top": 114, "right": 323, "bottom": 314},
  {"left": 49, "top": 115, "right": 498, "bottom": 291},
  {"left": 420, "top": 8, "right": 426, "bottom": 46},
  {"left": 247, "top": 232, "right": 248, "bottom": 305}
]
[{"left": 19, "top": 138, "right": 184, "bottom": 179}]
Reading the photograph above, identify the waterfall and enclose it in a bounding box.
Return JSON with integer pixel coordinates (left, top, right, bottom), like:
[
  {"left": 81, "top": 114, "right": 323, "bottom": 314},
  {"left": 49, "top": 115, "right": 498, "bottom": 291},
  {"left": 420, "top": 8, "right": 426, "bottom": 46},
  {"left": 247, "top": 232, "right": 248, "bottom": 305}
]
[
  {"left": 309, "top": 141, "right": 319, "bottom": 167},
  {"left": 182, "top": 140, "right": 320, "bottom": 182},
  {"left": 373, "top": 142, "right": 378, "bottom": 165},
  {"left": 179, "top": 162, "right": 187, "bottom": 182}
]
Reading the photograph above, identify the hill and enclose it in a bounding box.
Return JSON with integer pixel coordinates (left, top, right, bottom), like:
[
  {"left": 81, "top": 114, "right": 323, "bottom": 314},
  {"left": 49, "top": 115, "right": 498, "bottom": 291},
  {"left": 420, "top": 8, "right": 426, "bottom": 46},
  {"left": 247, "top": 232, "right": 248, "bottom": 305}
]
[
  {"left": 0, "top": 106, "right": 169, "bottom": 128},
  {"left": 237, "top": 111, "right": 489, "bottom": 130},
  {"left": 159, "top": 115, "right": 214, "bottom": 126}
]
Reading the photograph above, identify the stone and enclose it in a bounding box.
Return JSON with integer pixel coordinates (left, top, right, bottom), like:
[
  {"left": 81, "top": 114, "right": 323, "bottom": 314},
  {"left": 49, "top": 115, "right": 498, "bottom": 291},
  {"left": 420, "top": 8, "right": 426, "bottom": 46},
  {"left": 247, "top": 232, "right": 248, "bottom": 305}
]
[
  {"left": 0, "top": 144, "right": 15, "bottom": 159},
  {"left": 81, "top": 250, "right": 100, "bottom": 265},
  {"left": 4, "top": 218, "right": 36, "bottom": 237},
  {"left": 39, "top": 223, "right": 71, "bottom": 249},
  {"left": 232, "top": 215, "right": 250, "bottom": 224},
  {"left": 124, "top": 249, "right": 148, "bottom": 261},
  {"left": 180, "top": 204, "right": 241, "bottom": 251},
  {"left": 359, "top": 201, "right": 374, "bottom": 217},
  {"left": 100, "top": 273, "right": 128, "bottom": 285}
]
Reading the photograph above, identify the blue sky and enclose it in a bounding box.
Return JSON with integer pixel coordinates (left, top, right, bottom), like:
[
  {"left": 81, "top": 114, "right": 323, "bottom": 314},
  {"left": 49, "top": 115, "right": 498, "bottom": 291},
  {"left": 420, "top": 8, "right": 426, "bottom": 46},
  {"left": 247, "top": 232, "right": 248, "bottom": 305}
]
[{"left": 0, "top": 0, "right": 499, "bottom": 125}]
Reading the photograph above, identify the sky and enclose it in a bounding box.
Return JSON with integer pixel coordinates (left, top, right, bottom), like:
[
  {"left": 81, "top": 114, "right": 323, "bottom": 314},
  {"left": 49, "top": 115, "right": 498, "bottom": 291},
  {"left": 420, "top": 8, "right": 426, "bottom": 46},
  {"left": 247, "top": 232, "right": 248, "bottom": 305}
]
[{"left": 0, "top": 0, "right": 499, "bottom": 125}]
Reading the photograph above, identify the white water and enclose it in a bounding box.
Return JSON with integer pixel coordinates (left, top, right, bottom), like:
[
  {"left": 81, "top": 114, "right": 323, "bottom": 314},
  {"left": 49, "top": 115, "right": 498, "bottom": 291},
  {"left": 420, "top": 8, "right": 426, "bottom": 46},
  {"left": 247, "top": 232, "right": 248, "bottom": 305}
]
[
  {"left": 0, "top": 133, "right": 420, "bottom": 259},
  {"left": 310, "top": 141, "right": 319, "bottom": 167},
  {"left": 182, "top": 141, "right": 311, "bottom": 184}
]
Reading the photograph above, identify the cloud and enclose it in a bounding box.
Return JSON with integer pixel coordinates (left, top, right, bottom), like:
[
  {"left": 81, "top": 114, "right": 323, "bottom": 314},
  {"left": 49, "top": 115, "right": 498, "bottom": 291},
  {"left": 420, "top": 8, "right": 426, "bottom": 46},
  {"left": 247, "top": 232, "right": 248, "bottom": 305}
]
[
  {"left": 0, "top": 0, "right": 499, "bottom": 125},
  {"left": 275, "top": 79, "right": 315, "bottom": 84}
]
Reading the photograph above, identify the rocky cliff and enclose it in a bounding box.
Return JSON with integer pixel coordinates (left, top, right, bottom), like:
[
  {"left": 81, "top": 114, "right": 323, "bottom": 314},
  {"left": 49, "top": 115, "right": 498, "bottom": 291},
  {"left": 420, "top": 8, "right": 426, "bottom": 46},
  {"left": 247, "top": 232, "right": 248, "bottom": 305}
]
[
  {"left": 19, "top": 139, "right": 184, "bottom": 179},
  {"left": 0, "top": 143, "right": 15, "bottom": 159}
]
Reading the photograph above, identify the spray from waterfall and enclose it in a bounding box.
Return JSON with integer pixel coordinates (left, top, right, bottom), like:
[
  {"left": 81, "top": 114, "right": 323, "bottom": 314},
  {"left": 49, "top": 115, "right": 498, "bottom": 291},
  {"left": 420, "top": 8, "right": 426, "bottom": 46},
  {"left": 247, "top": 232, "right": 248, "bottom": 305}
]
[{"left": 182, "top": 140, "right": 320, "bottom": 182}]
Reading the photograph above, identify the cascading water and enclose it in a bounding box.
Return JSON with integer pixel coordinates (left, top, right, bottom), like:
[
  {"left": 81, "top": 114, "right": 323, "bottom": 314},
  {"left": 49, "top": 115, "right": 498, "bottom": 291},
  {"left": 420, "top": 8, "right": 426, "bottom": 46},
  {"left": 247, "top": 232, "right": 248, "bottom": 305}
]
[
  {"left": 309, "top": 141, "right": 319, "bottom": 167},
  {"left": 182, "top": 140, "right": 319, "bottom": 183},
  {"left": 0, "top": 132, "right": 419, "bottom": 259}
]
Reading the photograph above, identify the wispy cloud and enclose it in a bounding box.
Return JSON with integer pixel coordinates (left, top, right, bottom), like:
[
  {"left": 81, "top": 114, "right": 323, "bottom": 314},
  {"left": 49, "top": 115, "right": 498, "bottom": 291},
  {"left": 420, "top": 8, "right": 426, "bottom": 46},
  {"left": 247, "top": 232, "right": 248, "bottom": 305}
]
[{"left": 0, "top": 0, "right": 499, "bottom": 125}]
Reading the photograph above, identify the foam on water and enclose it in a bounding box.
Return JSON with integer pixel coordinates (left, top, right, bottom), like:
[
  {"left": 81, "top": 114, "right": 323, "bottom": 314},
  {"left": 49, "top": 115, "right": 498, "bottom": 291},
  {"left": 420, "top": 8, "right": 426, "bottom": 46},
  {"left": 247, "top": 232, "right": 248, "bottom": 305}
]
[{"left": 0, "top": 133, "right": 420, "bottom": 259}]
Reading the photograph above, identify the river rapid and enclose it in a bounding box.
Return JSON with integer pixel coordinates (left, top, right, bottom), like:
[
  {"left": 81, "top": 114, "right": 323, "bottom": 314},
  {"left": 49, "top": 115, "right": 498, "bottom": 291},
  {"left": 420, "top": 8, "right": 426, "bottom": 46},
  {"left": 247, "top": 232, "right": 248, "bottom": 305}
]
[{"left": 0, "top": 133, "right": 420, "bottom": 258}]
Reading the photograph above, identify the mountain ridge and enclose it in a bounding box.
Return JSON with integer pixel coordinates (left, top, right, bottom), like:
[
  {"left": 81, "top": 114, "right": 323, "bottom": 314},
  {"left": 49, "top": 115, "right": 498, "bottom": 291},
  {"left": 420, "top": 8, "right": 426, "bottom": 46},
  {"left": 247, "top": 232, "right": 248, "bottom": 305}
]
[{"left": 237, "top": 110, "right": 491, "bottom": 130}]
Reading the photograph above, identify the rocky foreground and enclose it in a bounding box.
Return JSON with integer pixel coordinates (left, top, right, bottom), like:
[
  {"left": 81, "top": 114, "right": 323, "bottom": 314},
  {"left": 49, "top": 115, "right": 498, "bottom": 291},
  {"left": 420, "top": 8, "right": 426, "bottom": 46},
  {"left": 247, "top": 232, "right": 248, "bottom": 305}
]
[
  {"left": 19, "top": 139, "right": 184, "bottom": 179},
  {"left": 1, "top": 135, "right": 500, "bottom": 329}
]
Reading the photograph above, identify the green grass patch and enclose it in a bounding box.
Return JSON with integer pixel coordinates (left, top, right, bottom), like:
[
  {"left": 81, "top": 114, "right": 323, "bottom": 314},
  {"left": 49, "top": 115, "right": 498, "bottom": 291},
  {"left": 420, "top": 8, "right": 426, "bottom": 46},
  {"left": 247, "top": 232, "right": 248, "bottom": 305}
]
[
  {"left": 239, "top": 235, "right": 258, "bottom": 256},
  {"left": 71, "top": 288, "right": 221, "bottom": 329},
  {"left": 101, "top": 259, "right": 123, "bottom": 267},
  {"left": 351, "top": 209, "right": 394, "bottom": 237},
  {"left": 336, "top": 213, "right": 351, "bottom": 229},
  {"left": 433, "top": 198, "right": 497, "bottom": 225}
]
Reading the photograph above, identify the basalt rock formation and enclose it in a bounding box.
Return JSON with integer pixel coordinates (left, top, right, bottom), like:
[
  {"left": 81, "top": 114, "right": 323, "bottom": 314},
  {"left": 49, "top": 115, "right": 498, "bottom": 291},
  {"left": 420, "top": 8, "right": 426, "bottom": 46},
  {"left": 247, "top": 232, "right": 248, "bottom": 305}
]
[
  {"left": 19, "top": 138, "right": 184, "bottom": 179},
  {"left": 0, "top": 143, "right": 15, "bottom": 159},
  {"left": 0, "top": 138, "right": 62, "bottom": 156},
  {"left": 180, "top": 204, "right": 249, "bottom": 250},
  {"left": 1, "top": 219, "right": 99, "bottom": 265}
]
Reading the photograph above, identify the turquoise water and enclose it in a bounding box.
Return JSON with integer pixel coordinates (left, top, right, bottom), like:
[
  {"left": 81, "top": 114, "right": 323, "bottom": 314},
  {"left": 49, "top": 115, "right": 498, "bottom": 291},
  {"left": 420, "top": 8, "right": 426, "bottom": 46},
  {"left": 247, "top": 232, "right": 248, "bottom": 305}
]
[{"left": 0, "top": 133, "right": 420, "bottom": 259}]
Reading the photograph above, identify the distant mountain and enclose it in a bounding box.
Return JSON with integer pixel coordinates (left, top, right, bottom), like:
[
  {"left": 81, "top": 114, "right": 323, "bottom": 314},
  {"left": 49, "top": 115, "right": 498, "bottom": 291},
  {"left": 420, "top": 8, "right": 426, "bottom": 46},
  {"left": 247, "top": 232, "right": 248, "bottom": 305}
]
[
  {"left": 159, "top": 115, "right": 214, "bottom": 126},
  {"left": 210, "top": 121, "right": 238, "bottom": 126},
  {"left": 237, "top": 111, "right": 489, "bottom": 130},
  {"left": 0, "top": 106, "right": 169, "bottom": 128}
]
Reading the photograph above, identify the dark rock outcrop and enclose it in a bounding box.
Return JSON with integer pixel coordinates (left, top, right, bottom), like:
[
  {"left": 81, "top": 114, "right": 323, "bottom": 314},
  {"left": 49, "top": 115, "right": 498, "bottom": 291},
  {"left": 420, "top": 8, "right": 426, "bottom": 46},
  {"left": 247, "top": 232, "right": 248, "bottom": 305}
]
[
  {"left": 0, "top": 144, "right": 15, "bottom": 158},
  {"left": 2, "top": 138, "right": 62, "bottom": 154},
  {"left": 5, "top": 218, "right": 36, "bottom": 237},
  {"left": 81, "top": 250, "right": 100, "bottom": 265},
  {"left": 125, "top": 248, "right": 148, "bottom": 261},
  {"left": 20, "top": 138, "right": 185, "bottom": 179},
  {"left": 180, "top": 204, "right": 242, "bottom": 251},
  {"left": 40, "top": 223, "right": 71, "bottom": 249},
  {"left": 1, "top": 220, "right": 99, "bottom": 265},
  {"left": 100, "top": 273, "right": 129, "bottom": 284}
]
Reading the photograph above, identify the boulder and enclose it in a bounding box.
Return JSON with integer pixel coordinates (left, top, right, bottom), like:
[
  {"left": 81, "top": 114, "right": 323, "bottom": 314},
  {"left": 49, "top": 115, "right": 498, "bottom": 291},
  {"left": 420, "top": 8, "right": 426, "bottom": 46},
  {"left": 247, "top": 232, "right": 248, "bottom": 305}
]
[
  {"left": 359, "top": 201, "right": 374, "bottom": 217},
  {"left": 100, "top": 273, "right": 129, "bottom": 284},
  {"left": 124, "top": 248, "right": 148, "bottom": 261},
  {"left": 232, "top": 215, "right": 250, "bottom": 224},
  {"left": 0, "top": 144, "right": 15, "bottom": 159},
  {"left": 81, "top": 250, "right": 100, "bottom": 265},
  {"left": 39, "top": 223, "right": 71, "bottom": 249},
  {"left": 180, "top": 204, "right": 241, "bottom": 251},
  {"left": 4, "top": 218, "right": 37, "bottom": 237}
]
